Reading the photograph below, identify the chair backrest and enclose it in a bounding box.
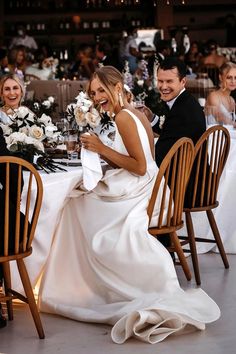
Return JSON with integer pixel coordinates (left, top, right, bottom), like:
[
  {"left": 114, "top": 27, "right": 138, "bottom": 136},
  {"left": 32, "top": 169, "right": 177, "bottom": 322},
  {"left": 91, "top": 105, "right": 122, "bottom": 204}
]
[
  {"left": 0, "top": 156, "right": 43, "bottom": 260},
  {"left": 25, "top": 74, "right": 41, "bottom": 81},
  {"left": 148, "top": 137, "right": 194, "bottom": 233},
  {"left": 185, "top": 125, "right": 230, "bottom": 209}
]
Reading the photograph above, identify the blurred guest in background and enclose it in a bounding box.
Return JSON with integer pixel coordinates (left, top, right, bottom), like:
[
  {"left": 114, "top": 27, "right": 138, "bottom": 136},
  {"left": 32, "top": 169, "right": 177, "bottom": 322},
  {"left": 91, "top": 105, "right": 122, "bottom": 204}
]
[
  {"left": 119, "top": 26, "right": 142, "bottom": 74},
  {"left": 9, "top": 25, "right": 38, "bottom": 53},
  {"left": 199, "top": 39, "right": 228, "bottom": 86},
  {"left": 25, "top": 49, "right": 58, "bottom": 80},
  {"left": 7, "top": 45, "right": 27, "bottom": 80},
  {"left": 185, "top": 41, "right": 203, "bottom": 73},
  {"left": 147, "top": 39, "right": 171, "bottom": 76},
  {"left": 200, "top": 40, "right": 227, "bottom": 68},
  {"left": 69, "top": 43, "right": 95, "bottom": 80},
  {"left": 0, "top": 48, "right": 9, "bottom": 78},
  {"left": 95, "top": 41, "right": 120, "bottom": 69},
  {"left": 205, "top": 62, "right": 236, "bottom": 125}
]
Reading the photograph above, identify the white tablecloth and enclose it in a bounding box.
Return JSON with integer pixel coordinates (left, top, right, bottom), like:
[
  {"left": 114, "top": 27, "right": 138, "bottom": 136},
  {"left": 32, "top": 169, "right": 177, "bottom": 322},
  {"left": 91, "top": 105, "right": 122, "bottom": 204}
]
[
  {"left": 11, "top": 166, "right": 83, "bottom": 290},
  {"left": 178, "top": 127, "right": 236, "bottom": 254},
  {"left": 11, "top": 129, "right": 236, "bottom": 291}
]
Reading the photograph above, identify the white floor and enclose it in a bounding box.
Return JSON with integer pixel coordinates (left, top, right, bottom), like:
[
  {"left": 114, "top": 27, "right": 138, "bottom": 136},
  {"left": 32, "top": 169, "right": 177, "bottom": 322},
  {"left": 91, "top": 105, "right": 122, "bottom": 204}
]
[{"left": 0, "top": 253, "right": 235, "bottom": 354}]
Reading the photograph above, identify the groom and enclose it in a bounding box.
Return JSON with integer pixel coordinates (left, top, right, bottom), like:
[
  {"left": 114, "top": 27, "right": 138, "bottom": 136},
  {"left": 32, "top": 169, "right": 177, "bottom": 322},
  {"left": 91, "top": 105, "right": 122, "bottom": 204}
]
[
  {"left": 153, "top": 57, "right": 206, "bottom": 167},
  {"left": 150, "top": 57, "right": 206, "bottom": 250}
]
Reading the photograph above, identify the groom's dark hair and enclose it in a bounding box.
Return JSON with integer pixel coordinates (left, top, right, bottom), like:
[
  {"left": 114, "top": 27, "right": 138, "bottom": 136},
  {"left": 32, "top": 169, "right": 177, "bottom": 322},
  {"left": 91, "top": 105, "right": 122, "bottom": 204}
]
[{"left": 158, "top": 57, "right": 187, "bottom": 80}]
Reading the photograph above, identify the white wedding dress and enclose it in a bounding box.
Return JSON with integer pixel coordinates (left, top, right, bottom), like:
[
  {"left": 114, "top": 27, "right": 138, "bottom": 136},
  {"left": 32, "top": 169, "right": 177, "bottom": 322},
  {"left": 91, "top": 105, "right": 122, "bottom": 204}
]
[{"left": 39, "top": 109, "right": 220, "bottom": 344}]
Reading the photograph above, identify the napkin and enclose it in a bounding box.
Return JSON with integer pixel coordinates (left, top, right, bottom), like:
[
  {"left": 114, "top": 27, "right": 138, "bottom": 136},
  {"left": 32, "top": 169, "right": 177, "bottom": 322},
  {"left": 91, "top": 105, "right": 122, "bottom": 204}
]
[{"left": 80, "top": 146, "right": 103, "bottom": 191}]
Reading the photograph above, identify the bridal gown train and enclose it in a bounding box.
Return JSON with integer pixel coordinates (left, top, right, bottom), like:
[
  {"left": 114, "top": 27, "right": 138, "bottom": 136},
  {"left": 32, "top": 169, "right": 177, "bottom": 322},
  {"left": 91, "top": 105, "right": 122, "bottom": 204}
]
[{"left": 39, "top": 109, "right": 220, "bottom": 344}]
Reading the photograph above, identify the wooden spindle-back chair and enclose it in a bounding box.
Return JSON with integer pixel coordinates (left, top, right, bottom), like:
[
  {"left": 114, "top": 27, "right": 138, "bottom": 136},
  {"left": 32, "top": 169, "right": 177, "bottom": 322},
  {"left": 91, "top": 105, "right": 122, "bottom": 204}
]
[
  {"left": 181, "top": 125, "right": 230, "bottom": 285},
  {"left": 148, "top": 137, "right": 194, "bottom": 281},
  {"left": 0, "top": 156, "right": 44, "bottom": 338}
]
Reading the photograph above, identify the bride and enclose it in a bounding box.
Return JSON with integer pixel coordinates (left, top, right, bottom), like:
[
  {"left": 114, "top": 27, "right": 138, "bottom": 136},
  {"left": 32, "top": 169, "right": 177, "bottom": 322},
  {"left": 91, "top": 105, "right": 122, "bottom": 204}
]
[{"left": 39, "top": 66, "right": 220, "bottom": 344}]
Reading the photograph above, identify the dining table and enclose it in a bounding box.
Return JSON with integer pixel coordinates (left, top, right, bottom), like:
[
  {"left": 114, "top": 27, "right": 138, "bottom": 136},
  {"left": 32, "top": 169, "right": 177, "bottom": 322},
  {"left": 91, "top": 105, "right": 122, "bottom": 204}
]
[
  {"left": 10, "top": 127, "right": 236, "bottom": 292},
  {"left": 10, "top": 162, "right": 84, "bottom": 291}
]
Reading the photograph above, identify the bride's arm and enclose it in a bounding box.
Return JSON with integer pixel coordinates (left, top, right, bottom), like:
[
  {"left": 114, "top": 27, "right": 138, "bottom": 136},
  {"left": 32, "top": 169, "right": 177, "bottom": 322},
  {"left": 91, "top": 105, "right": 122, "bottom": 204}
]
[{"left": 80, "top": 111, "right": 147, "bottom": 176}]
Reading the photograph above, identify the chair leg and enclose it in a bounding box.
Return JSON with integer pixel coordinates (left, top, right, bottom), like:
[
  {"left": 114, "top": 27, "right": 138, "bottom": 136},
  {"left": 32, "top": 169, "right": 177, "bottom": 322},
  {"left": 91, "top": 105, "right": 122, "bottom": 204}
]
[
  {"left": 206, "top": 210, "right": 229, "bottom": 269},
  {"left": 16, "top": 259, "right": 45, "bottom": 339},
  {"left": 185, "top": 212, "right": 201, "bottom": 285},
  {"left": 2, "top": 262, "right": 13, "bottom": 320},
  {"left": 170, "top": 231, "right": 192, "bottom": 281}
]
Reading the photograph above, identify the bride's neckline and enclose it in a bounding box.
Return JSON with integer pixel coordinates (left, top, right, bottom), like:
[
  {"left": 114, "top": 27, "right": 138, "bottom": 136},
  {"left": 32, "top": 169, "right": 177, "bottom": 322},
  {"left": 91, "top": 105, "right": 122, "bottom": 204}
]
[{"left": 1, "top": 105, "right": 17, "bottom": 115}]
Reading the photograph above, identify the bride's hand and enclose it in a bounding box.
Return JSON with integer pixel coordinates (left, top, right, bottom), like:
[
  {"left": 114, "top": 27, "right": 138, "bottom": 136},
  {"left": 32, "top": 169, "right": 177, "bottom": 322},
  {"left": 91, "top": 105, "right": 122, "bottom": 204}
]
[{"left": 80, "top": 132, "right": 104, "bottom": 153}]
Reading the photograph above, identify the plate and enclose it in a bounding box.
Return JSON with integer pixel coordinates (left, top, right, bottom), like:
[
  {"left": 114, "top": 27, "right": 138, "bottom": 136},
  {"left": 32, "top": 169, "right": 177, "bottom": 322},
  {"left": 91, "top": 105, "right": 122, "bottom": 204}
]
[{"left": 54, "top": 159, "right": 82, "bottom": 167}]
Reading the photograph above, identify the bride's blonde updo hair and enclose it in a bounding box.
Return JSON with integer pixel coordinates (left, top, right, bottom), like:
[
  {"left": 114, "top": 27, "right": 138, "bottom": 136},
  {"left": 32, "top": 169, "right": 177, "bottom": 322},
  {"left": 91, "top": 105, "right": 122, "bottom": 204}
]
[
  {"left": 0, "top": 73, "right": 26, "bottom": 105},
  {"left": 87, "top": 65, "right": 125, "bottom": 110},
  {"left": 219, "top": 61, "right": 236, "bottom": 91}
]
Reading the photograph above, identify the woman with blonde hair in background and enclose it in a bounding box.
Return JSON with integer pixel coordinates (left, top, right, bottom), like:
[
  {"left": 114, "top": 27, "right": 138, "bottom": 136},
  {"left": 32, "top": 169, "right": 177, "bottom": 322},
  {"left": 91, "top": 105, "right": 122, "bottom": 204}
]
[
  {"left": 0, "top": 73, "right": 25, "bottom": 123},
  {"left": 205, "top": 62, "right": 236, "bottom": 125}
]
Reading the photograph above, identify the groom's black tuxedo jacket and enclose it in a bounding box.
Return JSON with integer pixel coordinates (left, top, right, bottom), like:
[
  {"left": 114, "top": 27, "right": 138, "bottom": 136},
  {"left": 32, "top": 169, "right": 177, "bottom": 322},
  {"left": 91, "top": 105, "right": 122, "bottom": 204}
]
[
  {"left": 154, "top": 89, "right": 206, "bottom": 167},
  {"left": 153, "top": 90, "right": 206, "bottom": 207}
]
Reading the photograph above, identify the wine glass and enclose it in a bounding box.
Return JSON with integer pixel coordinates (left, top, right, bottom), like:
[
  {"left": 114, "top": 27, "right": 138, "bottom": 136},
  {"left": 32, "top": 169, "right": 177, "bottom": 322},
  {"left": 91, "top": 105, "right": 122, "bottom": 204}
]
[{"left": 204, "top": 105, "right": 221, "bottom": 126}]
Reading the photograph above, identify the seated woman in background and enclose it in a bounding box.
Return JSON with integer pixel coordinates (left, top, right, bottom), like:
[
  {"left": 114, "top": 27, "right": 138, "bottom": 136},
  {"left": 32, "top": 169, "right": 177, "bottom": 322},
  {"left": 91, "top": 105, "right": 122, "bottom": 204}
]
[
  {"left": 0, "top": 73, "right": 25, "bottom": 123},
  {"left": 7, "top": 45, "right": 27, "bottom": 81},
  {"left": 205, "top": 62, "right": 236, "bottom": 125},
  {"left": 185, "top": 41, "right": 203, "bottom": 73},
  {"left": 69, "top": 43, "right": 95, "bottom": 80},
  {"left": 25, "top": 49, "right": 58, "bottom": 80}
]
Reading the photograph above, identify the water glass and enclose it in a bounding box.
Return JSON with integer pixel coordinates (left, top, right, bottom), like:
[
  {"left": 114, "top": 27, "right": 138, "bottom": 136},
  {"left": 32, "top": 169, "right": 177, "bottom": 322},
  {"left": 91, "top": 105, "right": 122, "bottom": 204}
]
[{"left": 64, "top": 131, "right": 78, "bottom": 160}]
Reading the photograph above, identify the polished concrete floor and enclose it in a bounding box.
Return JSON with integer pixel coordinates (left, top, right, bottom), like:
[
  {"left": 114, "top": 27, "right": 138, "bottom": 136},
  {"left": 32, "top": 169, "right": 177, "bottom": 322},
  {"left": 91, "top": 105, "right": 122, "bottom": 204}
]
[{"left": 0, "top": 253, "right": 236, "bottom": 354}]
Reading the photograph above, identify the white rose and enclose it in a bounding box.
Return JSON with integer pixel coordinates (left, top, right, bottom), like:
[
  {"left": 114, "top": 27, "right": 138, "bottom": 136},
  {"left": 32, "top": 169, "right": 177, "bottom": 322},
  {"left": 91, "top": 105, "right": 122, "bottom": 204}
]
[
  {"left": 75, "top": 92, "right": 87, "bottom": 102},
  {"left": 19, "top": 126, "right": 29, "bottom": 135},
  {"left": 74, "top": 106, "right": 88, "bottom": 127},
  {"left": 85, "top": 108, "right": 101, "bottom": 128},
  {"left": 25, "top": 136, "right": 44, "bottom": 152},
  {"left": 45, "top": 125, "right": 57, "bottom": 138},
  {"left": 137, "top": 79, "right": 144, "bottom": 86},
  {"left": 48, "top": 96, "right": 55, "bottom": 103},
  {"left": 29, "top": 125, "right": 44, "bottom": 140},
  {"left": 0, "top": 124, "right": 12, "bottom": 135},
  {"left": 9, "top": 132, "right": 27, "bottom": 143},
  {"left": 80, "top": 105, "right": 89, "bottom": 114},
  {"left": 25, "top": 110, "right": 35, "bottom": 123},
  {"left": 38, "top": 113, "right": 52, "bottom": 125},
  {"left": 34, "top": 102, "right": 40, "bottom": 109},
  {"left": 17, "top": 106, "right": 32, "bottom": 118},
  {"left": 42, "top": 100, "right": 51, "bottom": 108}
]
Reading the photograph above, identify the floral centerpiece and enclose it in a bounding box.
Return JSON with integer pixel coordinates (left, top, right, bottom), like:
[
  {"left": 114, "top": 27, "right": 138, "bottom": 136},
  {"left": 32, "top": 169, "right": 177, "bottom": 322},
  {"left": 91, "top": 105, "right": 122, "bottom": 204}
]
[
  {"left": 64, "top": 91, "right": 115, "bottom": 146},
  {"left": 123, "top": 59, "right": 168, "bottom": 118},
  {"left": 0, "top": 105, "right": 64, "bottom": 172},
  {"left": 23, "top": 95, "right": 58, "bottom": 119}
]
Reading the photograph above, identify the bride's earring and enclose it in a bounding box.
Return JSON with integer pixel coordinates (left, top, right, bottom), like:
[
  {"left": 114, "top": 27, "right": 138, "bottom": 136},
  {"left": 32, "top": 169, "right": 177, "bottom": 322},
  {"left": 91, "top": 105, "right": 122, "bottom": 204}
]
[{"left": 118, "top": 92, "right": 124, "bottom": 108}]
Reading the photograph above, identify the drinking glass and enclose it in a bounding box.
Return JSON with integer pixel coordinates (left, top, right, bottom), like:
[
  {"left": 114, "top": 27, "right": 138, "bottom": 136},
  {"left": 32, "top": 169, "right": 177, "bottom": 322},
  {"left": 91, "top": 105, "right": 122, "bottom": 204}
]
[
  {"left": 56, "top": 119, "right": 69, "bottom": 145},
  {"left": 134, "top": 100, "right": 145, "bottom": 109},
  {"left": 64, "top": 130, "right": 78, "bottom": 160},
  {"left": 204, "top": 106, "right": 221, "bottom": 126}
]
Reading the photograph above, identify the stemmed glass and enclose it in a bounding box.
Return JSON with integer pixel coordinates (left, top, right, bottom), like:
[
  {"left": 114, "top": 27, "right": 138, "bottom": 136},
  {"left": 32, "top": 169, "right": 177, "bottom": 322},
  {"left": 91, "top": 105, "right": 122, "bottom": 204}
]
[{"left": 204, "top": 106, "right": 221, "bottom": 126}]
